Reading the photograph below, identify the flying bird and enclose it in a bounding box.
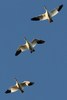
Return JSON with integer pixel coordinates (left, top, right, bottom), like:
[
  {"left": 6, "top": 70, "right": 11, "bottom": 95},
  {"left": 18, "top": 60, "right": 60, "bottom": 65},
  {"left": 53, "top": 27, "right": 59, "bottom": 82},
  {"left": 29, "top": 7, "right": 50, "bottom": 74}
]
[
  {"left": 15, "top": 37, "right": 45, "bottom": 56},
  {"left": 31, "top": 4, "right": 63, "bottom": 23},
  {"left": 5, "top": 78, "right": 34, "bottom": 94}
]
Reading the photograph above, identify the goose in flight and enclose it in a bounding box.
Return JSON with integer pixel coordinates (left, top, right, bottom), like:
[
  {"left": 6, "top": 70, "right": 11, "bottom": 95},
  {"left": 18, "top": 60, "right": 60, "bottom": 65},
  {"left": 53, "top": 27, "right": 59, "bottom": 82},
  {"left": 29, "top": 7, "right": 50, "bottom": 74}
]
[
  {"left": 5, "top": 78, "right": 34, "bottom": 94},
  {"left": 15, "top": 37, "right": 45, "bottom": 56},
  {"left": 31, "top": 4, "right": 63, "bottom": 23}
]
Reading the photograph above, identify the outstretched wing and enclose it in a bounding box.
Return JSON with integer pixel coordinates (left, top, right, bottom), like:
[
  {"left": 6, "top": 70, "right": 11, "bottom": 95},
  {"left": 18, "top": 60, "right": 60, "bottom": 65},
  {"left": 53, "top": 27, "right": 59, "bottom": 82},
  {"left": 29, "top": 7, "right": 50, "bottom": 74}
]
[
  {"left": 5, "top": 85, "right": 18, "bottom": 94},
  {"left": 20, "top": 81, "right": 34, "bottom": 87},
  {"left": 20, "top": 82, "right": 27, "bottom": 87},
  {"left": 31, "top": 13, "right": 47, "bottom": 21},
  {"left": 50, "top": 4, "right": 63, "bottom": 17},
  {"left": 31, "top": 39, "right": 38, "bottom": 47},
  {"left": 15, "top": 45, "right": 27, "bottom": 56},
  {"left": 31, "top": 39, "right": 45, "bottom": 47}
]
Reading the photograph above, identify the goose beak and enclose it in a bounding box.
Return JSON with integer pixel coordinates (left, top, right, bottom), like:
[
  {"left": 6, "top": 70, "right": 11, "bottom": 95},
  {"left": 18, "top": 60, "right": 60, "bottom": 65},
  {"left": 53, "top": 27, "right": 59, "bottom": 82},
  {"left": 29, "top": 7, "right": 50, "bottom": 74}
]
[
  {"left": 43, "top": 6, "right": 47, "bottom": 11},
  {"left": 24, "top": 37, "right": 27, "bottom": 41},
  {"left": 14, "top": 77, "right": 17, "bottom": 81}
]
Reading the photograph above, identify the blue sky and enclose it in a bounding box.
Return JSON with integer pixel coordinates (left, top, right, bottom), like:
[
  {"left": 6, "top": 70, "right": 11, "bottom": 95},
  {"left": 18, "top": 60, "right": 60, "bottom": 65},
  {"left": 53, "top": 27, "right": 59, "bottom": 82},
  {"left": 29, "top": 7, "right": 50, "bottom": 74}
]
[{"left": 0, "top": 0, "right": 67, "bottom": 100}]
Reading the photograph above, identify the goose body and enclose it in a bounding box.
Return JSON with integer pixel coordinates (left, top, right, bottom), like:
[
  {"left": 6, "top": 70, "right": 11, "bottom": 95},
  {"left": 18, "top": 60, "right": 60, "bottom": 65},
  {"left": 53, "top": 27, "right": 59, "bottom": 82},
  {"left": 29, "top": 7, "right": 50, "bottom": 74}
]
[
  {"left": 15, "top": 37, "right": 45, "bottom": 56},
  {"left": 31, "top": 4, "right": 63, "bottom": 23},
  {"left": 5, "top": 79, "right": 34, "bottom": 94}
]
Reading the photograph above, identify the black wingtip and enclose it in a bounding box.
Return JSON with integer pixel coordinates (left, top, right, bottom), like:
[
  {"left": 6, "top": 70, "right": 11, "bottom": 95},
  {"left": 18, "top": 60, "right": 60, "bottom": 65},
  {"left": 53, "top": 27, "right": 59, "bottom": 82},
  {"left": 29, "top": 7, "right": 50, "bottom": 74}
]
[
  {"left": 5, "top": 90, "right": 11, "bottom": 94},
  {"left": 37, "top": 40, "right": 45, "bottom": 44},
  {"left": 31, "top": 17, "right": 40, "bottom": 21},
  {"left": 28, "top": 82, "right": 34, "bottom": 86},
  {"left": 15, "top": 50, "right": 21, "bottom": 56},
  {"left": 57, "top": 4, "right": 63, "bottom": 11}
]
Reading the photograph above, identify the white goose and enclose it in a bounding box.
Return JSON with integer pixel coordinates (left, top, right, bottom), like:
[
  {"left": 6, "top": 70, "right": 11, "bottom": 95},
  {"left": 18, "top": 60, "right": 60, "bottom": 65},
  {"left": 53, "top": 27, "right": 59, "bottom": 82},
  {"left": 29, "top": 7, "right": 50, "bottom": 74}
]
[
  {"left": 5, "top": 78, "right": 34, "bottom": 94},
  {"left": 15, "top": 37, "right": 45, "bottom": 56},
  {"left": 31, "top": 4, "right": 63, "bottom": 23}
]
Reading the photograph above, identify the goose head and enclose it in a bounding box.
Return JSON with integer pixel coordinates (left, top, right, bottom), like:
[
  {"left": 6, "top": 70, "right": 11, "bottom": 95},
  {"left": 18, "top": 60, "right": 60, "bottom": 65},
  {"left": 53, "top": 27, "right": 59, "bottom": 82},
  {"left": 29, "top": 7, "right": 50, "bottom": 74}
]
[
  {"left": 14, "top": 78, "right": 19, "bottom": 85},
  {"left": 24, "top": 37, "right": 29, "bottom": 44},
  {"left": 43, "top": 6, "right": 48, "bottom": 12},
  {"left": 24, "top": 37, "right": 27, "bottom": 41}
]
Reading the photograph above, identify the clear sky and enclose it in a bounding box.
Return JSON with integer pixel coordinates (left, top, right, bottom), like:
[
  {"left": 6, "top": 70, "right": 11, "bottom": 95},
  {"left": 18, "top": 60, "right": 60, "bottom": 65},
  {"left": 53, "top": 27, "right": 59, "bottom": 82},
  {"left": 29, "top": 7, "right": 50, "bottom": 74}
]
[{"left": 0, "top": 0, "right": 66, "bottom": 100}]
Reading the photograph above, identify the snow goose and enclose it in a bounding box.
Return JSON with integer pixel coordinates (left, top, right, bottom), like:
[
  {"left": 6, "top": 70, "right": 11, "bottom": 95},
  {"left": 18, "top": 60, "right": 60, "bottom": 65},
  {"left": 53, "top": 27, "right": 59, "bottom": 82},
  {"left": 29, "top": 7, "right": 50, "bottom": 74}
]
[
  {"left": 5, "top": 78, "right": 34, "bottom": 94},
  {"left": 15, "top": 37, "right": 45, "bottom": 56},
  {"left": 31, "top": 4, "right": 63, "bottom": 23}
]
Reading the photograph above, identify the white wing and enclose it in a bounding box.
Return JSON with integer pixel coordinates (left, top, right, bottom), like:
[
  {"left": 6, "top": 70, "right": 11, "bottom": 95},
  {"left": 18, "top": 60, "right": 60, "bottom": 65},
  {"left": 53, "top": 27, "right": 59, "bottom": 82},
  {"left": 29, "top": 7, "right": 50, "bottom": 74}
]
[
  {"left": 31, "top": 13, "right": 47, "bottom": 21},
  {"left": 31, "top": 39, "right": 45, "bottom": 47},
  {"left": 15, "top": 45, "right": 27, "bottom": 56},
  {"left": 10, "top": 86, "right": 18, "bottom": 92},
  {"left": 50, "top": 4, "right": 63, "bottom": 17},
  {"left": 31, "top": 39, "right": 38, "bottom": 47},
  {"left": 20, "top": 81, "right": 34, "bottom": 87},
  {"left": 20, "top": 82, "right": 27, "bottom": 87},
  {"left": 5, "top": 85, "right": 18, "bottom": 93}
]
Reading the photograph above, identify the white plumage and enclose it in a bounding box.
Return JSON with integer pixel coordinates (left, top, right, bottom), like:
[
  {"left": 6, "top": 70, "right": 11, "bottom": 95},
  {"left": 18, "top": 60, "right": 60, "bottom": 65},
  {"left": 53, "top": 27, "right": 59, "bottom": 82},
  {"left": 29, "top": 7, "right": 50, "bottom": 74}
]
[
  {"left": 31, "top": 4, "right": 63, "bottom": 23},
  {"left": 15, "top": 37, "right": 45, "bottom": 56},
  {"left": 5, "top": 78, "right": 34, "bottom": 94}
]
